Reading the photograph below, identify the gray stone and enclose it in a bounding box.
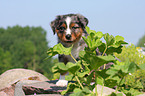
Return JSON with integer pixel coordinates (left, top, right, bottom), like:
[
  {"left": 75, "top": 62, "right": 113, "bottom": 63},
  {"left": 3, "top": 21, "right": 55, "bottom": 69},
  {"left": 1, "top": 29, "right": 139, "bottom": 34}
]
[
  {"left": 0, "top": 68, "right": 49, "bottom": 90},
  {"left": 93, "top": 84, "right": 125, "bottom": 96},
  {"left": 16, "top": 80, "right": 125, "bottom": 96},
  {"left": 17, "top": 80, "right": 67, "bottom": 96},
  {"left": 0, "top": 91, "right": 8, "bottom": 96},
  {"left": 0, "top": 69, "right": 49, "bottom": 96}
]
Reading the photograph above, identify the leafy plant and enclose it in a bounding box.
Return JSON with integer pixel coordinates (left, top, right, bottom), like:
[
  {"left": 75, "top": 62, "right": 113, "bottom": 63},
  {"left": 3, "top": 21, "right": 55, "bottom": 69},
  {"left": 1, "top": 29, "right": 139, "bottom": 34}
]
[
  {"left": 47, "top": 27, "right": 144, "bottom": 95},
  {"left": 114, "top": 44, "right": 145, "bottom": 92}
]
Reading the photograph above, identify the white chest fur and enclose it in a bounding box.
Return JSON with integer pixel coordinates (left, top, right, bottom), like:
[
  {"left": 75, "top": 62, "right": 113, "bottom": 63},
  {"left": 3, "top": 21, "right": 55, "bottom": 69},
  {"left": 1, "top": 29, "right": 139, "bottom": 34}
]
[
  {"left": 71, "top": 39, "right": 86, "bottom": 62},
  {"left": 72, "top": 43, "right": 82, "bottom": 58}
]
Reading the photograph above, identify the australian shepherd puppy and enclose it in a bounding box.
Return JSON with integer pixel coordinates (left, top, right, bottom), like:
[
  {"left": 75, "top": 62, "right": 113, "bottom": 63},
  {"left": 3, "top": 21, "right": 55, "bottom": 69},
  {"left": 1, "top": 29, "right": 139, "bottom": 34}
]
[{"left": 51, "top": 14, "right": 89, "bottom": 86}]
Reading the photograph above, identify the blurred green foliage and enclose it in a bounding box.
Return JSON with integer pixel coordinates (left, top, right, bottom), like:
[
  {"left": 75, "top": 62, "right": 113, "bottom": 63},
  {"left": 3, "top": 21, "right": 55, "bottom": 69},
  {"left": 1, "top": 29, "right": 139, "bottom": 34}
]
[
  {"left": 115, "top": 44, "right": 145, "bottom": 65},
  {"left": 137, "top": 34, "right": 145, "bottom": 47},
  {"left": 0, "top": 47, "right": 12, "bottom": 73},
  {"left": 0, "top": 25, "right": 55, "bottom": 79},
  {"left": 114, "top": 44, "right": 145, "bottom": 92}
]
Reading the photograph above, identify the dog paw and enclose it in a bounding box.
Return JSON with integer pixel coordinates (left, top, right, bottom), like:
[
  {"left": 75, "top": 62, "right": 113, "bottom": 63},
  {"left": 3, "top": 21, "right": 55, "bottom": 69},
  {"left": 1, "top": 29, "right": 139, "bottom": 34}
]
[{"left": 56, "top": 80, "right": 68, "bottom": 86}]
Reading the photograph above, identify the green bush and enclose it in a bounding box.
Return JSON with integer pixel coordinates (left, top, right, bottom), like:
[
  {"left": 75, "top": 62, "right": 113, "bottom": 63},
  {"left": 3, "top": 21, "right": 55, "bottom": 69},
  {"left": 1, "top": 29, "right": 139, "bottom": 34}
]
[
  {"left": 115, "top": 44, "right": 145, "bottom": 92},
  {"left": 48, "top": 27, "right": 145, "bottom": 95},
  {"left": 114, "top": 44, "right": 145, "bottom": 65}
]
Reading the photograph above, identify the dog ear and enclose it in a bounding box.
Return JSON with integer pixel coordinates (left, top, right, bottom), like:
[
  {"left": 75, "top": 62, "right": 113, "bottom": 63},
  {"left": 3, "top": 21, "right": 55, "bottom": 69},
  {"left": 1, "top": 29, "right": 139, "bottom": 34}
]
[
  {"left": 50, "top": 15, "right": 61, "bottom": 35},
  {"left": 50, "top": 20, "right": 56, "bottom": 35},
  {"left": 77, "top": 14, "right": 89, "bottom": 27}
]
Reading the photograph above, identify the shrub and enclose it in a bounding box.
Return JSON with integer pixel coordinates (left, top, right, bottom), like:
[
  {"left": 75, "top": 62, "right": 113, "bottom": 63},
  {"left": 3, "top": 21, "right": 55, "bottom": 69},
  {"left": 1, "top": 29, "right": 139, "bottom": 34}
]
[
  {"left": 115, "top": 44, "right": 145, "bottom": 92},
  {"left": 47, "top": 27, "right": 145, "bottom": 95}
]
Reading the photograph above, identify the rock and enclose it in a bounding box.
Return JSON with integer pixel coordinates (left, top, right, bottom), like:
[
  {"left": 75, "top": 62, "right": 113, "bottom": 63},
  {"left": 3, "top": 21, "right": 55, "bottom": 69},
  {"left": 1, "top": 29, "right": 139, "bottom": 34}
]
[
  {"left": 15, "top": 80, "right": 69, "bottom": 96},
  {"left": 0, "top": 68, "right": 49, "bottom": 96},
  {"left": 0, "top": 68, "right": 49, "bottom": 90},
  {"left": 0, "top": 91, "right": 8, "bottom": 96},
  {"left": 25, "top": 94, "right": 61, "bottom": 96},
  {"left": 14, "top": 80, "right": 42, "bottom": 96},
  {"left": 93, "top": 84, "right": 125, "bottom": 96},
  {"left": 15, "top": 80, "right": 124, "bottom": 96},
  {"left": 0, "top": 84, "right": 15, "bottom": 96}
]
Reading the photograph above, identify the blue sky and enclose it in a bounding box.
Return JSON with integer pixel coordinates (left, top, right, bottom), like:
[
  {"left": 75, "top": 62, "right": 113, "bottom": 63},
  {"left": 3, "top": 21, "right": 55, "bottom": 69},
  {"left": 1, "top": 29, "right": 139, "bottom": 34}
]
[{"left": 0, "top": 0, "right": 145, "bottom": 47}]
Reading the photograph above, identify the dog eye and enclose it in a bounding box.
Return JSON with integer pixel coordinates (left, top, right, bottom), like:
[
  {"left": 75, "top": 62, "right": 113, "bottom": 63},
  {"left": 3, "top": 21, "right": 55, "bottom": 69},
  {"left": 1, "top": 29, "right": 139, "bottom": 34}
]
[
  {"left": 72, "top": 26, "right": 79, "bottom": 29},
  {"left": 59, "top": 27, "right": 65, "bottom": 31}
]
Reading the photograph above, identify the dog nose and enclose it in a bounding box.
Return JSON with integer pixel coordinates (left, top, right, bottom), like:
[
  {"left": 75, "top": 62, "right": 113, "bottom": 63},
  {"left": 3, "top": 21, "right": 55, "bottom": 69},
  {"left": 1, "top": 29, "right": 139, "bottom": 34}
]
[{"left": 65, "top": 34, "right": 71, "bottom": 40}]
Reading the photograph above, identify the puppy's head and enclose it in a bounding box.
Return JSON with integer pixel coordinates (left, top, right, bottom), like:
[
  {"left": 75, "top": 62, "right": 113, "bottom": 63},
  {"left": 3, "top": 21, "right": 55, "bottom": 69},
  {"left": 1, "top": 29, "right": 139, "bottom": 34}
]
[{"left": 51, "top": 14, "right": 88, "bottom": 44}]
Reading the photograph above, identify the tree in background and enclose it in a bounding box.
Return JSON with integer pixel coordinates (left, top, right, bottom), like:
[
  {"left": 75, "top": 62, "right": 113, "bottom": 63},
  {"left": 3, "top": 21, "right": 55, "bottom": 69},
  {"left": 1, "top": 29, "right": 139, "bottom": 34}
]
[
  {"left": 137, "top": 34, "right": 145, "bottom": 47},
  {"left": 0, "top": 47, "right": 12, "bottom": 74},
  {"left": 0, "top": 25, "right": 54, "bottom": 79}
]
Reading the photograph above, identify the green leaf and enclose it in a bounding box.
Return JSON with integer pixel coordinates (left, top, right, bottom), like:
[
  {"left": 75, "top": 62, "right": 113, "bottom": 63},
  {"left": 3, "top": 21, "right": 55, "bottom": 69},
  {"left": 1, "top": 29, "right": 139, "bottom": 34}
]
[
  {"left": 104, "top": 33, "right": 115, "bottom": 46},
  {"left": 82, "top": 87, "right": 91, "bottom": 94},
  {"left": 106, "top": 68, "right": 118, "bottom": 77},
  {"left": 65, "top": 74, "right": 74, "bottom": 81},
  {"left": 96, "top": 31, "right": 103, "bottom": 39},
  {"left": 77, "top": 66, "right": 90, "bottom": 78},
  {"left": 115, "top": 35, "right": 124, "bottom": 42},
  {"left": 66, "top": 62, "right": 80, "bottom": 74},
  {"left": 86, "top": 70, "right": 94, "bottom": 85},
  {"left": 61, "top": 90, "right": 67, "bottom": 95},
  {"left": 66, "top": 62, "right": 76, "bottom": 69},
  {"left": 123, "top": 88, "right": 143, "bottom": 96},
  {"left": 71, "top": 87, "right": 91, "bottom": 96},
  {"left": 139, "top": 63, "right": 145, "bottom": 70},
  {"left": 82, "top": 36, "right": 90, "bottom": 47},
  {"left": 97, "top": 55, "right": 116, "bottom": 62},
  {"left": 105, "top": 79, "right": 118, "bottom": 88},
  {"left": 106, "top": 61, "right": 130, "bottom": 78},
  {"left": 98, "top": 43, "right": 106, "bottom": 53},
  {"left": 52, "top": 65, "right": 59, "bottom": 73},
  {"left": 52, "top": 62, "right": 70, "bottom": 74},
  {"left": 96, "top": 70, "right": 110, "bottom": 79},
  {"left": 106, "top": 46, "right": 123, "bottom": 55},
  {"left": 61, "top": 83, "right": 77, "bottom": 95},
  {"left": 97, "top": 76, "right": 104, "bottom": 85},
  {"left": 47, "top": 48, "right": 58, "bottom": 57},
  {"left": 57, "top": 63, "right": 68, "bottom": 70},
  {"left": 73, "top": 88, "right": 82, "bottom": 93},
  {"left": 82, "top": 52, "right": 106, "bottom": 70},
  {"left": 70, "top": 92, "right": 85, "bottom": 96},
  {"left": 79, "top": 51, "right": 85, "bottom": 59},
  {"left": 94, "top": 39, "right": 102, "bottom": 48},
  {"left": 113, "top": 35, "right": 128, "bottom": 48},
  {"left": 47, "top": 43, "right": 72, "bottom": 57},
  {"left": 85, "top": 26, "right": 90, "bottom": 34},
  {"left": 128, "top": 62, "right": 140, "bottom": 73},
  {"left": 109, "top": 92, "right": 124, "bottom": 96},
  {"left": 53, "top": 43, "right": 72, "bottom": 55},
  {"left": 120, "top": 61, "right": 129, "bottom": 73},
  {"left": 114, "top": 41, "right": 128, "bottom": 48},
  {"left": 90, "top": 30, "right": 97, "bottom": 35},
  {"left": 116, "top": 70, "right": 128, "bottom": 78},
  {"left": 82, "top": 31, "right": 102, "bottom": 51}
]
